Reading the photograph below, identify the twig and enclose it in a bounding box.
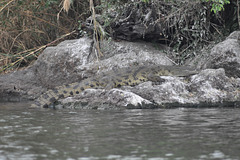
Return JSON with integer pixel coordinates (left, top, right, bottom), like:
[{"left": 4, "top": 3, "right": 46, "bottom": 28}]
[
  {"left": 89, "top": 0, "right": 103, "bottom": 58},
  {"left": 210, "top": 23, "right": 222, "bottom": 36},
  {"left": 238, "top": 0, "right": 240, "bottom": 29},
  {"left": 0, "top": 0, "right": 15, "bottom": 13},
  {"left": 22, "top": 11, "right": 68, "bottom": 32},
  {"left": 0, "top": 30, "right": 76, "bottom": 72}
]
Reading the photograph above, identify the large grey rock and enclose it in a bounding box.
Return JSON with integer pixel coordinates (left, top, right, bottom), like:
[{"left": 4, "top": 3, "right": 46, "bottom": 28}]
[
  {"left": 0, "top": 37, "right": 173, "bottom": 102},
  {"left": 194, "top": 31, "right": 240, "bottom": 78},
  {"left": 0, "top": 68, "right": 41, "bottom": 101},
  {"left": 33, "top": 38, "right": 94, "bottom": 88},
  {"left": 34, "top": 37, "right": 173, "bottom": 88}
]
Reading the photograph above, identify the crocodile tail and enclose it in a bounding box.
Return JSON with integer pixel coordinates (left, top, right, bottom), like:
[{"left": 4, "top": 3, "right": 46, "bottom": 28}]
[
  {"left": 30, "top": 89, "right": 61, "bottom": 108},
  {"left": 30, "top": 82, "right": 88, "bottom": 108}
]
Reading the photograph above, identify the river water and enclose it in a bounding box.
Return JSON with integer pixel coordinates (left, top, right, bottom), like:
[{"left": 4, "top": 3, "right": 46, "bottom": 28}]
[{"left": 0, "top": 102, "right": 240, "bottom": 160}]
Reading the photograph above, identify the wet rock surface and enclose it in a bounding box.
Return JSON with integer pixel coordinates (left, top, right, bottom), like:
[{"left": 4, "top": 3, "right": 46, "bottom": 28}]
[{"left": 1, "top": 31, "right": 240, "bottom": 109}]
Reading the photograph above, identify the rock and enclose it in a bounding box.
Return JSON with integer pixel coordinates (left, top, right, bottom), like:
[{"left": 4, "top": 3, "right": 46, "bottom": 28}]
[
  {"left": 34, "top": 37, "right": 173, "bottom": 88},
  {"left": 1, "top": 32, "right": 240, "bottom": 109},
  {"left": 59, "top": 89, "right": 156, "bottom": 109},
  {"left": 200, "top": 31, "right": 240, "bottom": 78},
  {"left": 33, "top": 38, "right": 94, "bottom": 88},
  {"left": 227, "top": 31, "right": 240, "bottom": 40},
  {"left": 123, "top": 68, "right": 240, "bottom": 107},
  {"left": 0, "top": 68, "right": 42, "bottom": 101},
  {"left": 189, "top": 68, "right": 237, "bottom": 104},
  {"left": 0, "top": 36, "right": 173, "bottom": 102},
  {"left": 54, "top": 68, "right": 240, "bottom": 109}
]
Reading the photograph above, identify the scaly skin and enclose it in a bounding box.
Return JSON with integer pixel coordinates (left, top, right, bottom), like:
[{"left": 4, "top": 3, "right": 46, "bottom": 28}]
[{"left": 31, "top": 65, "right": 198, "bottom": 108}]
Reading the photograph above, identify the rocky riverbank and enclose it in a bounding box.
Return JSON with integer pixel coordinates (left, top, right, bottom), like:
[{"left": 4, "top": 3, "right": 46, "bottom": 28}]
[{"left": 0, "top": 31, "right": 240, "bottom": 109}]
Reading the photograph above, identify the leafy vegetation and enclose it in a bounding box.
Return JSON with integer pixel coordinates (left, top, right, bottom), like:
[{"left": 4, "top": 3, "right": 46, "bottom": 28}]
[{"left": 204, "top": 0, "right": 230, "bottom": 13}]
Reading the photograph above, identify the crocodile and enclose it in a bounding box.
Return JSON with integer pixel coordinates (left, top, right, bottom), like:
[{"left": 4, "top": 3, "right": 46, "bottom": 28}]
[{"left": 31, "top": 65, "right": 198, "bottom": 108}]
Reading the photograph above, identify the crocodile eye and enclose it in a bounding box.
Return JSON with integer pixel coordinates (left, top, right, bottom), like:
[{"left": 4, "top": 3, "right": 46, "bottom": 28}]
[{"left": 65, "top": 84, "right": 70, "bottom": 88}]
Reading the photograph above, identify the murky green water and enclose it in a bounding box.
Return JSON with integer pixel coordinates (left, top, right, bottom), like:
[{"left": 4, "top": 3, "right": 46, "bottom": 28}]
[{"left": 0, "top": 102, "right": 240, "bottom": 160}]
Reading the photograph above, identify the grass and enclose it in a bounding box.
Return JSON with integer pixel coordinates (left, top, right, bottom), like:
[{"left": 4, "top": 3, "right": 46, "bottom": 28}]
[{"left": 0, "top": 0, "right": 90, "bottom": 73}]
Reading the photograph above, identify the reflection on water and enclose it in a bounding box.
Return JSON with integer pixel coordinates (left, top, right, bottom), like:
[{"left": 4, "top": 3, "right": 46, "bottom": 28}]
[{"left": 0, "top": 102, "right": 240, "bottom": 160}]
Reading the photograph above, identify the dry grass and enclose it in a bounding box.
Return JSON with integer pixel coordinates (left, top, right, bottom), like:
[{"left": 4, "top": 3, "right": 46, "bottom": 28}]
[
  {"left": 0, "top": 0, "right": 90, "bottom": 73},
  {"left": 63, "top": 0, "right": 71, "bottom": 13}
]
